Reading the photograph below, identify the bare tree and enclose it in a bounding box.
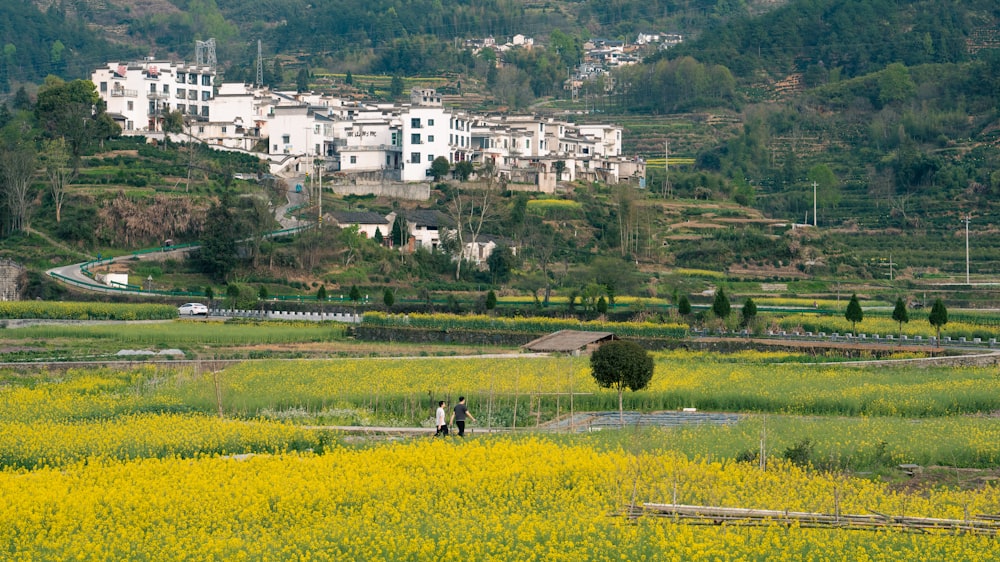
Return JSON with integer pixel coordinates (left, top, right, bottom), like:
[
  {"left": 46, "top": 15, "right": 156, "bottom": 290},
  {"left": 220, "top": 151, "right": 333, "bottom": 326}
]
[
  {"left": 1, "top": 147, "right": 38, "bottom": 232},
  {"left": 448, "top": 162, "right": 497, "bottom": 280},
  {"left": 525, "top": 218, "right": 559, "bottom": 305},
  {"left": 614, "top": 184, "right": 639, "bottom": 257},
  {"left": 42, "top": 138, "right": 74, "bottom": 223}
]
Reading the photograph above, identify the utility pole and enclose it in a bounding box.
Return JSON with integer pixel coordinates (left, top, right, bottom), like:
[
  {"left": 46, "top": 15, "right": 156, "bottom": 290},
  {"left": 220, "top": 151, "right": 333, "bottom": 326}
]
[
  {"left": 812, "top": 181, "right": 818, "bottom": 227},
  {"left": 962, "top": 215, "right": 971, "bottom": 284},
  {"left": 317, "top": 156, "right": 323, "bottom": 228},
  {"left": 664, "top": 139, "right": 670, "bottom": 198},
  {"left": 256, "top": 40, "right": 263, "bottom": 88}
]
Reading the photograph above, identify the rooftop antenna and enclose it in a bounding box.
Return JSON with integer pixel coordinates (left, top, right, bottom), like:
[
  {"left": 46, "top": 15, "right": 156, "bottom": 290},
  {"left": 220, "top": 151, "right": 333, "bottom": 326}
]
[{"left": 256, "top": 40, "right": 264, "bottom": 87}]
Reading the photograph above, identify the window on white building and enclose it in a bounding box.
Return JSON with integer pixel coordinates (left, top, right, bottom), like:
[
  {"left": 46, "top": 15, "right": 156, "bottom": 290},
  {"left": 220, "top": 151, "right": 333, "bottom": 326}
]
[
  {"left": 202, "top": 91, "right": 210, "bottom": 101},
  {"left": 411, "top": 118, "right": 421, "bottom": 128},
  {"left": 411, "top": 134, "right": 421, "bottom": 144},
  {"left": 188, "top": 73, "right": 197, "bottom": 84},
  {"left": 100, "top": 82, "right": 107, "bottom": 92},
  {"left": 282, "top": 135, "right": 290, "bottom": 144},
  {"left": 199, "top": 126, "right": 205, "bottom": 133},
  {"left": 201, "top": 75, "right": 211, "bottom": 86},
  {"left": 428, "top": 119, "right": 434, "bottom": 126},
  {"left": 427, "top": 154, "right": 434, "bottom": 162},
  {"left": 526, "top": 139, "right": 531, "bottom": 149},
  {"left": 222, "top": 126, "right": 227, "bottom": 133},
  {"left": 150, "top": 84, "right": 156, "bottom": 92},
  {"left": 411, "top": 152, "right": 421, "bottom": 163},
  {"left": 177, "top": 104, "right": 185, "bottom": 113},
  {"left": 202, "top": 107, "right": 209, "bottom": 118},
  {"left": 127, "top": 101, "right": 134, "bottom": 110},
  {"left": 163, "top": 84, "right": 169, "bottom": 93},
  {"left": 428, "top": 135, "right": 434, "bottom": 142},
  {"left": 188, "top": 91, "right": 197, "bottom": 100},
  {"left": 350, "top": 156, "right": 357, "bottom": 164},
  {"left": 176, "top": 88, "right": 185, "bottom": 99}
]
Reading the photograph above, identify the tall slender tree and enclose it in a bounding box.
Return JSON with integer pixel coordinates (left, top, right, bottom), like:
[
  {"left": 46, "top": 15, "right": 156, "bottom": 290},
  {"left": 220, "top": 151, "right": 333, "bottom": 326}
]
[
  {"left": 845, "top": 294, "right": 863, "bottom": 335},
  {"left": 928, "top": 298, "right": 948, "bottom": 345},
  {"left": 892, "top": 297, "right": 909, "bottom": 340},
  {"left": 42, "top": 138, "right": 73, "bottom": 223},
  {"left": 1, "top": 147, "right": 38, "bottom": 232}
]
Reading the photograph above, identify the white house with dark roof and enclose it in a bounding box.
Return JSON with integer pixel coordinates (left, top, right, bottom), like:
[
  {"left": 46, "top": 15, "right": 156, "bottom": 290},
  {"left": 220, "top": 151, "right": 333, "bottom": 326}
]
[
  {"left": 387, "top": 209, "right": 454, "bottom": 251},
  {"left": 327, "top": 211, "right": 390, "bottom": 239}
]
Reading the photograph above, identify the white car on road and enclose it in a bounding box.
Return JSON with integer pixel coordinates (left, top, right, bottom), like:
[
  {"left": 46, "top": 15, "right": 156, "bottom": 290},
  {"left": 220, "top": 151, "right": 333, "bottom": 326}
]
[{"left": 178, "top": 303, "right": 209, "bottom": 316}]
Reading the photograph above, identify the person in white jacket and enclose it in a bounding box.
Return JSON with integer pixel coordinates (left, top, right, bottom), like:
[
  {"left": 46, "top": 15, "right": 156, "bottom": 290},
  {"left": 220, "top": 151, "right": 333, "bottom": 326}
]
[{"left": 435, "top": 401, "right": 449, "bottom": 436}]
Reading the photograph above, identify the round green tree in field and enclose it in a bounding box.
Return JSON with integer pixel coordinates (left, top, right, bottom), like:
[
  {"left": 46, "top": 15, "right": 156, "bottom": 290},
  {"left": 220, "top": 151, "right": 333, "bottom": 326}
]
[{"left": 590, "top": 340, "right": 654, "bottom": 427}]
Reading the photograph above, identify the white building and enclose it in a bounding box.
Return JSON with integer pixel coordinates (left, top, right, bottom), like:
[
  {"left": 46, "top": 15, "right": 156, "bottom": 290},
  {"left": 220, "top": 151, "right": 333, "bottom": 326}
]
[
  {"left": 91, "top": 55, "right": 643, "bottom": 190},
  {"left": 92, "top": 59, "right": 216, "bottom": 132}
]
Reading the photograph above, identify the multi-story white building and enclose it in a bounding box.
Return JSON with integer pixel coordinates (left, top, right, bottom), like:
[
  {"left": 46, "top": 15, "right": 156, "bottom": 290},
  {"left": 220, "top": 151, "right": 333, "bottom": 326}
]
[
  {"left": 92, "top": 59, "right": 216, "bottom": 133},
  {"left": 91, "top": 57, "right": 642, "bottom": 189}
]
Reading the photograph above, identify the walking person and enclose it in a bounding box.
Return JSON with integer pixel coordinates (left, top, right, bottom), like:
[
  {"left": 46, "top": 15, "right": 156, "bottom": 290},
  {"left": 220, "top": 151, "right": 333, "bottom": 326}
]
[
  {"left": 450, "top": 396, "right": 476, "bottom": 437},
  {"left": 435, "top": 400, "right": 449, "bottom": 437}
]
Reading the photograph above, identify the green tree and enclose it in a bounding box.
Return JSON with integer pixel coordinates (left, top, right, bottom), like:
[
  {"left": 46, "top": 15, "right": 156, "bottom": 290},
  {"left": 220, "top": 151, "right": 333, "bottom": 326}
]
[
  {"left": 317, "top": 285, "right": 327, "bottom": 301},
  {"left": 845, "top": 294, "right": 863, "bottom": 335},
  {"left": 162, "top": 109, "right": 184, "bottom": 137},
  {"left": 197, "top": 198, "right": 240, "bottom": 282},
  {"left": 454, "top": 160, "right": 474, "bottom": 181},
  {"left": 712, "top": 288, "right": 731, "bottom": 319},
  {"left": 345, "top": 70, "right": 353, "bottom": 85},
  {"left": 225, "top": 284, "right": 240, "bottom": 308},
  {"left": 677, "top": 294, "right": 692, "bottom": 316},
  {"left": 430, "top": 156, "right": 451, "bottom": 181},
  {"left": 892, "top": 297, "right": 909, "bottom": 340},
  {"left": 349, "top": 285, "right": 361, "bottom": 303},
  {"left": 590, "top": 340, "right": 654, "bottom": 427},
  {"left": 596, "top": 296, "right": 608, "bottom": 315},
  {"left": 553, "top": 160, "right": 566, "bottom": 181},
  {"left": 272, "top": 59, "right": 283, "bottom": 88},
  {"left": 807, "top": 164, "right": 840, "bottom": 223},
  {"left": 35, "top": 78, "right": 112, "bottom": 166},
  {"left": 487, "top": 245, "right": 515, "bottom": 285},
  {"left": 204, "top": 286, "right": 214, "bottom": 307},
  {"left": 391, "top": 215, "right": 408, "bottom": 247},
  {"left": 929, "top": 298, "right": 948, "bottom": 344},
  {"left": 485, "top": 289, "right": 497, "bottom": 311},
  {"left": 373, "top": 228, "right": 384, "bottom": 245},
  {"left": 296, "top": 68, "right": 310, "bottom": 93},
  {"left": 383, "top": 287, "right": 395, "bottom": 308},
  {"left": 741, "top": 297, "right": 757, "bottom": 331},
  {"left": 258, "top": 285, "right": 269, "bottom": 301},
  {"left": 877, "top": 63, "right": 916, "bottom": 107},
  {"left": 390, "top": 74, "right": 404, "bottom": 98}
]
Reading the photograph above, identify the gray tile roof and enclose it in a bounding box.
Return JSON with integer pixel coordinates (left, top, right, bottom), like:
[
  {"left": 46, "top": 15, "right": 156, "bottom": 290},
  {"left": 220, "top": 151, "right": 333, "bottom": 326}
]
[
  {"left": 330, "top": 211, "right": 389, "bottom": 225},
  {"left": 522, "top": 330, "right": 617, "bottom": 352}
]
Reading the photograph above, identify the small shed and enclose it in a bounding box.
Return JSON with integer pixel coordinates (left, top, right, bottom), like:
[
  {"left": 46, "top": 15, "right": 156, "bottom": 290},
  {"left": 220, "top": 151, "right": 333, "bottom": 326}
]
[{"left": 522, "top": 330, "right": 618, "bottom": 355}]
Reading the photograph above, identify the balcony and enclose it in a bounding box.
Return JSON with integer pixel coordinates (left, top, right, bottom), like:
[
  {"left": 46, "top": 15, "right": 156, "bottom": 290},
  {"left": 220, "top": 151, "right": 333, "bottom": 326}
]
[
  {"left": 146, "top": 91, "right": 169, "bottom": 100},
  {"left": 110, "top": 88, "right": 138, "bottom": 98}
]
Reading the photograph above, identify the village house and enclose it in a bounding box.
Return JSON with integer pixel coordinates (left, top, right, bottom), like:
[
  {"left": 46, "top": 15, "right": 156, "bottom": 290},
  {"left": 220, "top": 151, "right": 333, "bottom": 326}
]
[{"left": 92, "top": 58, "right": 644, "bottom": 194}]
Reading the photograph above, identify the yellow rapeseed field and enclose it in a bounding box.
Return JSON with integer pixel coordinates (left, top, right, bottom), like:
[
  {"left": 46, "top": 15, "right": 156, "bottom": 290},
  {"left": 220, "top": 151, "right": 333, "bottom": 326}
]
[{"left": 4, "top": 438, "right": 1000, "bottom": 560}]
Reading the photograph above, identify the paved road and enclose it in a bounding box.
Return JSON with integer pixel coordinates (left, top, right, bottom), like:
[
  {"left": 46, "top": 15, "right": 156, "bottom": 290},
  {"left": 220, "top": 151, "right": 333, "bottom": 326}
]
[{"left": 47, "top": 183, "right": 312, "bottom": 294}]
